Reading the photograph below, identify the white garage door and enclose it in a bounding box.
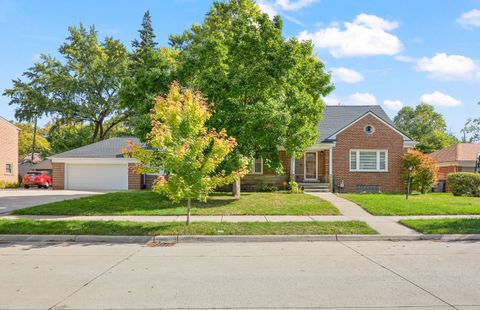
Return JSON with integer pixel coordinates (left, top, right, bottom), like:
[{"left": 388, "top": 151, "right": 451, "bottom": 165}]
[{"left": 66, "top": 163, "right": 128, "bottom": 190}]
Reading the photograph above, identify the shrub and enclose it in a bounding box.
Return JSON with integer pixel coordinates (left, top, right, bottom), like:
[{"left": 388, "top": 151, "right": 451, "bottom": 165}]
[
  {"left": 288, "top": 181, "right": 303, "bottom": 194},
  {"left": 402, "top": 149, "right": 439, "bottom": 193},
  {"left": 2, "top": 181, "right": 19, "bottom": 189},
  {"left": 260, "top": 184, "right": 278, "bottom": 192},
  {"left": 447, "top": 173, "right": 480, "bottom": 197}
]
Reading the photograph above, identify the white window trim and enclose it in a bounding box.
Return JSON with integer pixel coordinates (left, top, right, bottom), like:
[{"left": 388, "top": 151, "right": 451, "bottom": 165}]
[
  {"left": 5, "top": 163, "right": 13, "bottom": 175},
  {"left": 304, "top": 151, "right": 318, "bottom": 180},
  {"left": 349, "top": 149, "right": 388, "bottom": 172},
  {"left": 249, "top": 158, "right": 263, "bottom": 175}
]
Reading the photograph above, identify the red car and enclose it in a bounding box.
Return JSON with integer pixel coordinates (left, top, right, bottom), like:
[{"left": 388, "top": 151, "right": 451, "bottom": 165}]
[{"left": 23, "top": 171, "right": 52, "bottom": 189}]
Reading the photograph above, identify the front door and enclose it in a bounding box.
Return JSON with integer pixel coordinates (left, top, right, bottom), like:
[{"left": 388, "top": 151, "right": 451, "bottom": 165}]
[{"left": 304, "top": 152, "right": 318, "bottom": 180}]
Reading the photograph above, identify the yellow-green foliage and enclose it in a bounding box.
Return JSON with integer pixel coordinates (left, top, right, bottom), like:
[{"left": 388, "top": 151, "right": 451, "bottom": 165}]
[
  {"left": 2, "top": 181, "right": 20, "bottom": 189},
  {"left": 126, "top": 82, "right": 248, "bottom": 203}
]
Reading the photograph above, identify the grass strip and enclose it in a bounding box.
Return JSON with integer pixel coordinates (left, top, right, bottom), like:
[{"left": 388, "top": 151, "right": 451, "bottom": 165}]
[
  {"left": 0, "top": 219, "right": 376, "bottom": 235},
  {"left": 400, "top": 218, "right": 480, "bottom": 234}
]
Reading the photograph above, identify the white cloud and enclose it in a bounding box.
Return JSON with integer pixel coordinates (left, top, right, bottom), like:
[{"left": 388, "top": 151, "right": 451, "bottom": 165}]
[
  {"left": 394, "top": 55, "right": 415, "bottom": 63},
  {"left": 383, "top": 99, "right": 403, "bottom": 111},
  {"left": 323, "top": 95, "right": 340, "bottom": 105},
  {"left": 457, "top": 9, "right": 480, "bottom": 29},
  {"left": 331, "top": 67, "right": 364, "bottom": 83},
  {"left": 258, "top": 1, "right": 278, "bottom": 18},
  {"left": 298, "top": 14, "right": 402, "bottom": 57},
  {"left": 275, "top": 0, "right": 318, "bottom": 11},
  {"left": 416, "top": 53, "right": 478, "bottom": 80},
  {"left": 421, "top": 91, "right": 461, "bottom": 107},
  {"left": 258, "top": 0, "right": 316, "bottom": 19},
  {"left": 347, "top": 92, "right": 378, "bottom": 105}
]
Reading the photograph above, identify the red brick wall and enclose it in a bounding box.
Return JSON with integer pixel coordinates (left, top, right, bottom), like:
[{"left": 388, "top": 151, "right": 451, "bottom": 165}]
[
  {"left": 52, "top": 162, "right": 65, "bottom": 190},
  {"left": 128, "top": 163, "right": 142, "bottom": 190},
  {"left": 438, "top": 165, "right": 459, "bottom": 180},
  {"left": 333, "top": 114, "right": 406, "bottom": 193},
  {"left": 0, "top": 119, "right": 18, "bottom": 184}
]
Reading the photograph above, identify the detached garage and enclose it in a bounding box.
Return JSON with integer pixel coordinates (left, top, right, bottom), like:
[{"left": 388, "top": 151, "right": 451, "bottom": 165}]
[{"left": 50, "top": 137, "right": 142, "bottom": 191}]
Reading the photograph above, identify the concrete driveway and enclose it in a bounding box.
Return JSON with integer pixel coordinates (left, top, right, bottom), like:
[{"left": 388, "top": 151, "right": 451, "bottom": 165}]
[
  {"left": 0, "top": 240, "right": 479, "bottom": 309},
  {"left": 0, "top": 189, "right": 104, "bottom": 214}
]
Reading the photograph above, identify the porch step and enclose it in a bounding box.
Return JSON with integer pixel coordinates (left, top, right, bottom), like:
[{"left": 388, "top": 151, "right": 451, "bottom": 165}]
[{"left": 300, "top": 183, "right": 330, "bottom": 192}]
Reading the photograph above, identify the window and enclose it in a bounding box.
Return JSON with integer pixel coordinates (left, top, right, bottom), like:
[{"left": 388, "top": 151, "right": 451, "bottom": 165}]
[
  {"left": 364, "top": 125, "right": 375, "bottom": 134},
  {"left": 249, "top": 158, "right": 263, "bottom": 174},
  {"left": 5, "top": 163, "right": 13, "bottom": 175},
  {"left": 350, "top": 150, "right": 388, "bottom": 172}
]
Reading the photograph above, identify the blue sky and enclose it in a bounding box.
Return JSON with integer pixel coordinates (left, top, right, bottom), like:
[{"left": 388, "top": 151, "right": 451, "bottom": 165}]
[{"left": 0, "top": 0, "right": 479, "bottom": 136}]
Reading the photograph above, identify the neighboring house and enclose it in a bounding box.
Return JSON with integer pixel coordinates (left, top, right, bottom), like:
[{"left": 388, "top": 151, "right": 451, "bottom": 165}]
[
  {"left": 429, "top": 143, "right": 480, "bottom": 184},
  {"left": 50, "top": 106, "right": 415, "bottom": 192},
  {"left": 19, "top": 153, "right": 52, "bottom": 178},
  {"left": 0, "top": 116, "right": 19, "bottom": 185},
  {"left": 49, "top": 137, "right": 153, "bottom": 190}
]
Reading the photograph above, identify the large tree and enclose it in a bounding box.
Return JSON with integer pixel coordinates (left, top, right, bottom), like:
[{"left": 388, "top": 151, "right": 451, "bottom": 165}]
[
  {"left": 4, "top": 24, "right": 130, "bottom": 143},
  {"left": 119, "top": 11, "right": 176, "bottom": 140},
  {"left": 171, "top": 0, "right": 333, "bottom": 196},
  {"left": 394, "top": 103, "right": 458, "bottom": 153}
]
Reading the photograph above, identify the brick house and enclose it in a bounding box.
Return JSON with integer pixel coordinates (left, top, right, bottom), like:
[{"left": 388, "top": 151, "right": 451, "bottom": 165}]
[
  {"left": 429, "top": 143, "right": 480, "bottom": 190},
  {"left": 0, "top": 116, "right": 19, "bottom": 186},
  {"left": 50, "top": 106, "right": 415, "bottom": 193},
  {"left": 242, "top": 105, "right": 416, "bottom": 193}
]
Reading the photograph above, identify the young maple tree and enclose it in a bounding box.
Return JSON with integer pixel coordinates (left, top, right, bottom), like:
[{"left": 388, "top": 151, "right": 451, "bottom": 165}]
[
  {"left": 402, "top": 149, "right": 439, "bottom": 194},
  {"left": 127, "top": 82, "right": 247, "bottom": 224}
]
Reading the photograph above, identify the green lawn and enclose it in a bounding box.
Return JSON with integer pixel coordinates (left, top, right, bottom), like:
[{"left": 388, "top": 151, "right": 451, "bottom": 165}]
[
  {"left": 0, "top": 219, "right": 376, "bottom": 235},
  {"left": 401, "top": 218, "right": 480, "bottom": 234},
  {"left": 341, "top": 193, "right": 480, "bottom": 215},
  {"left": 13, "top": 191, "right": 339, "bottom": 216}
]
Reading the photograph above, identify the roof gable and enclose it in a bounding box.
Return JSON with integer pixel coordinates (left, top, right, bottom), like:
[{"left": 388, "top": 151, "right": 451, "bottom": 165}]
[{"left": 318, "top": 105, "right": 412, "bottom": 143}]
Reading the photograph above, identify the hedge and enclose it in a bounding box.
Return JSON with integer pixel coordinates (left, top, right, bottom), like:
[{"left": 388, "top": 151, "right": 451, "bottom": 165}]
[{"left": 447, "top": 172, "right": 480, "bottom": 197}]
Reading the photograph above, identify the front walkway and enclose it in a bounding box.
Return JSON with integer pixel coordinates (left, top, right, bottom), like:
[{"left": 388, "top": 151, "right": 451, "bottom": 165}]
[{"left": 307, "top": 193, "right": 420, "bottom": 235}]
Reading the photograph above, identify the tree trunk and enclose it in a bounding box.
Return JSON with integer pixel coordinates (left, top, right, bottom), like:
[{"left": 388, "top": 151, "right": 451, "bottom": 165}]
[
  {"left": 186, "top": 199, "right": 191, "bottom": 225},
  {"left": 31, "top": 116, "right": 37, "bottom": 163},
  {"left": 92, "top": 122, "right": 100, "bottom": 143},
  {"left": 232, "top": 177, "right": 241, "bottom": 199}
]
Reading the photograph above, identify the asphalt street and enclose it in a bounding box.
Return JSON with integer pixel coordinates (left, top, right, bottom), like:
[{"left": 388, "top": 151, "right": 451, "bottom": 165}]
[{"left": 1, "top": 240, "right": 479, "bottom": 309}]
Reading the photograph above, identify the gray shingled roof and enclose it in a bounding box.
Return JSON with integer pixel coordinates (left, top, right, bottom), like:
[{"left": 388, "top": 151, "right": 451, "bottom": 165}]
[
  {"left": 49, "top": 137, "right": 141, "bottom": 158},
  {"left": 318, "top": 105, "right": 411, "bottom": 143}
]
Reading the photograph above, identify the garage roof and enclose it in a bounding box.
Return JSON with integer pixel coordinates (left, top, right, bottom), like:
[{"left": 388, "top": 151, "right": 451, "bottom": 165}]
[{"left": 49, "top": 137, "right": 142, "bottom": 158}]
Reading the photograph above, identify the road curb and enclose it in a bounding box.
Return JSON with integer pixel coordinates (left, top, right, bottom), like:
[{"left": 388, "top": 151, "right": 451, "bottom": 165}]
[{"left": 1, "top": 234, "right": 480, "bottom": 244}]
